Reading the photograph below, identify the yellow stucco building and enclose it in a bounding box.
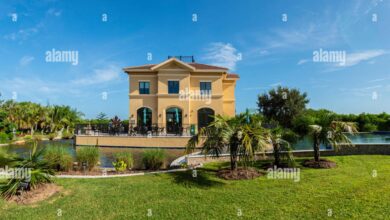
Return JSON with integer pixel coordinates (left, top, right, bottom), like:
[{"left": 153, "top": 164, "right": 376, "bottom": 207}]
[{"left": 123, "top": 57, "right": 239, "bottom": 135}]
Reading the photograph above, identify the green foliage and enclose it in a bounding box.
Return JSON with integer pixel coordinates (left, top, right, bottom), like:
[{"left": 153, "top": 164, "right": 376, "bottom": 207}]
[
  {"left": 0, "top": 141, "right": 55, "bottom": 199},
  {"left": 0, "top": 132, "right": 10, "bottom": 144},
  {"left": 76, "top": 146, "right": 100, "bottom": 171},
  {"left": 48, "top": 133, "right": 57, "bottom": 140},
  {"left": 32, "top": 134, "right": 44, "bottom": 141},
  {"left": 258, "top": 86, "right": 309, "bottom": 128},
  {"left": 113, "top": 152, "right": 133, "bottom": 170},
  {"left": 62, "top": 131, "right": 73, "bottom": 139},
  {"left": 0, "top": 99, "right": 83, "bottom": 137},
  {"left": 142, "top": 149, "right": 166, "bottom": 170},
  {"left": 23, "top": 135, "right": 32, "bottom": 141},
  {"left": 43, "top": 145, "right": 73, "bottom": 171},
  {"left": 112, "top": 160, "right": 127, "bottom": 172},
  {"left": 187, "top": 114, "right": 269, "bottom": 170},
  {"left": 0, "top": 148, "right": 15, "bottom": 167}
]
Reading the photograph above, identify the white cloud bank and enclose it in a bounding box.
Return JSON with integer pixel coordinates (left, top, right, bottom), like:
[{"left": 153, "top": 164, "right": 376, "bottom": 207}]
[
  {"left": 19, "top": 56, "right": 35, "bottom": 66},
  {"left": 202, "top": 42, "right": 241, "bottom": 71},
  {"left": 342, "top": 50, "right": 387, "bottom": 67},
  {"left": 71, "top": 65, "right": 121, "bottom": 85}
]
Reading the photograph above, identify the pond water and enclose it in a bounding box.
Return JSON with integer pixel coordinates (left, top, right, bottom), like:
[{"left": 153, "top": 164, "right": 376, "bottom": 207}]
[
  {"left": 3, "top": 140, "right": 186, "bottom": 169},
  {"left": 293, "top": 132, "right": 390, "bottom": 150},
  {"left": 3, "top": 132, "right": 389, "bottom": 168}
]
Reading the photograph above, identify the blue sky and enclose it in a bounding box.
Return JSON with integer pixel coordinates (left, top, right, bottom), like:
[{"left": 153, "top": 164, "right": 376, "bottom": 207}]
[{"left": 0, "top": 0, "right": 389, "bottom": 119}]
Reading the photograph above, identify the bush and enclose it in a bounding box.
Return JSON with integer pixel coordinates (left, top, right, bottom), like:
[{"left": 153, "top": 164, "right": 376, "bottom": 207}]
[
  {"left": 142, "top": 149, "right": 166, "bottom": 170},
  {"left": 0, "top": 132, "right": 10, "bottom": 144},
  {"left": 112, "top": 160, "right": 127, "bottom": 172},
  {"left": 32, "top": 134, "right": 44, "bottom": 141},
  {"left": 48, "top": 133, "right": 57, "bottom": 140},
  {"left": 0, "top": 141, "right": 54, "bottom": 199},
  {"left": 24, "top": 135, "right": 32, "bottom": 141},
  {"left": 113, "top": 152, "right": 134, "bottom": 170},
  {"left": 0, "top": 148, "right": 15, "bottom": 167},
  {"left": 76, "top": 146, "right": 100, "bottom": 171},
  {"left": 43, "top": 145, "right": 73, "bottom": 171},
  {"left": 62, "top": 131, "right": 73, "bottom": 139}
]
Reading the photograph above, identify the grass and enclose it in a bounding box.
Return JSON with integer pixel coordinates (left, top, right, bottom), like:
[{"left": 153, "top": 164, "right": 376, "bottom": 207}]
[{"left": 0, "top": 155, "right": 389, "bottom": 219}]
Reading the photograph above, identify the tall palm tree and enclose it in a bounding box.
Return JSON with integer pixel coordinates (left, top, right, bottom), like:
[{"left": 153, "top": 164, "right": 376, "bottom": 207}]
[
  {"left": 186, "top": 114, "right": 269, "bottom": 171},
  {"left": 309, "top": 112, "right": 358, "bottom": 162}
]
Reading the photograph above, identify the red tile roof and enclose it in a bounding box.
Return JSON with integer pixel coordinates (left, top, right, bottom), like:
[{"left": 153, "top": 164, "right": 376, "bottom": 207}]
[
  {"left": 124, "top": 63, "right": 228, "bottom": 71},
  {"left": 226, "top": 73, "right": 240, "bottom": 79}
]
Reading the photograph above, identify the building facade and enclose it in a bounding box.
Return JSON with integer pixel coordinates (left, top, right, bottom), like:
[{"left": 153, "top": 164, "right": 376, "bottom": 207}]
[{"left": 123, "top": 58, "right": 239, "bottom": 134}]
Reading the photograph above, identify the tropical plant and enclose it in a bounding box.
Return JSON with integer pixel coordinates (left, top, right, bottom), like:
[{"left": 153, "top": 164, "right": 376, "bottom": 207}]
[
  {"left": 113, "top": 152, "right": 133, "bottom": 170},
  {"left": 43, "top": 145, "right": 73, "bottom": 171},
  {"left": 62, "top": 130, "right": 73, "bottom": 139},
  {"left": 0, "top": 148, "right": 15, "bottom": 167},
  {"left": 187, "top": 114, "right": 269, "bottom": 171},
  {"left": 48, "top": 133, "right": 57, "bottom": 140},
  {"left": 76, "top": 146, "right": 100, "bottom": 171},
  {"left": 308, "top": 112, "right": 358, "bottom": 162},
  {"left": 0, "top": 141, "right": 55, "bottom": 199},
  {"left": 269, "top": 127, "right": 296, "bottom": 167},
  {"left": 110, "top": 116, "right": 122, "bottom": 135},
  {"left": 142, "top": 149, "right": 166, "bottom": 170},
  {"left": 0, "top": 132, "right": 10, "bottom": 144},
  {"left": 112, "top": 160, "right": 127, "bottom": 172}
]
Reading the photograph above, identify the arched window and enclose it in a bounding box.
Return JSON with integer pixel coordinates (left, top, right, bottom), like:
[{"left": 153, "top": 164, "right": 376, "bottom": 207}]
[
  {"left": 137, "top": 107, "right": 152, "bottom": 129},
  {"left": 166, "top": 107, "right": 182, "bottom": 134},
  {"left": 198, "top": 108, "right": 215, "bottom": 129}
]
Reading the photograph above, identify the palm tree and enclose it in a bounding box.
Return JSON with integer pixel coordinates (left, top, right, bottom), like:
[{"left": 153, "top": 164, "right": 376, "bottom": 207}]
[
  {"left": 186, "top": 114, "right": 269, "bottom": 171},
  {"left": 0, "top": 141, "right": 55, "bottom": 199},
  {"left": 309, "top": 112, "right": 358, "bottom": 162},
  {"left": 269, "top": 128, "right": 295, "bottom": 167}
]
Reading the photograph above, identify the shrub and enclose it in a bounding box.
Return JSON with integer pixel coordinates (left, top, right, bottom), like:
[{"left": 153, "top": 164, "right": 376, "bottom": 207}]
[
  {"left": 32, "top": 134, "right": 44, "bottom": 141},
  {"left": 43, "top": 145, "right": 73, "bottom": 171},
  {"left": 48, "top": 133, "right": 57, "bottom": 140},
  {"left": 7, "top": 133, "right": 14, "bottom": 141},
  {"left": 113, "top": 152, "right": 134, "bottom": 170},
  {"left": 76, "top": 146, "right": 100, "bottom": 171},
  {"left": 142, "top": 149, "right": 166, "bottom": 170},
  {"left": 0, "top": 132, "right": 10, "bottom": 144},
  {"left": 62, "top": 131, "right": 73, "bottom": 139},
  {"left": 112, "top": 160, "right": 127, "bottom": 172},
  {"left": 23, "top": 135, "right": 32, "bottom": 141},
  {"left": 0, "top": 148, "right": 15, "bottom": 167},
  {"left": 0, "top": 141, "right": 54, "bottom": 199}
]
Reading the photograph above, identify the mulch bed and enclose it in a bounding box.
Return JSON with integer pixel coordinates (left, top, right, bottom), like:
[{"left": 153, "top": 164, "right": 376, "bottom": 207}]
[
  {"left": 9, "top": 184, "right": 62, "bottom": 205},
  {"left": 217, "top": 167, "right": 263, "bottom": 180},
  {"left": 302, "top": 159, "right": 337, "bottom": 169}
]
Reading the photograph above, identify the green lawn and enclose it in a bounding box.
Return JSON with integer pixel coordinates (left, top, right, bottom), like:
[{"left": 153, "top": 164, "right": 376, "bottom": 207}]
[{"left": 0, "top": 155, "right": 389, "bottom": 219}]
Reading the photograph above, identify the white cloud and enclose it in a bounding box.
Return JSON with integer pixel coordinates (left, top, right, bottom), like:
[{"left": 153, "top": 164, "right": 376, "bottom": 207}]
[
  {"left": 4, "top": 27, "right": 38, "bottom": 41},
  {"left": 297, "top": 59, "right": 309, "bottom": 65},
  {"left": 342, "top": 50, "right": 387, "bottom": 67},
  {"left": 19, "top": 56, "right": 35, "bottom": 66},
  {"left": 47, "top": 8, "right": 62, "bottom": 17},
  {"left": 202, "top": 42, "right": 241, "bottom": 70},
  {"left": 72, "top": 65, "right": 121, "bottom": 85}
]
